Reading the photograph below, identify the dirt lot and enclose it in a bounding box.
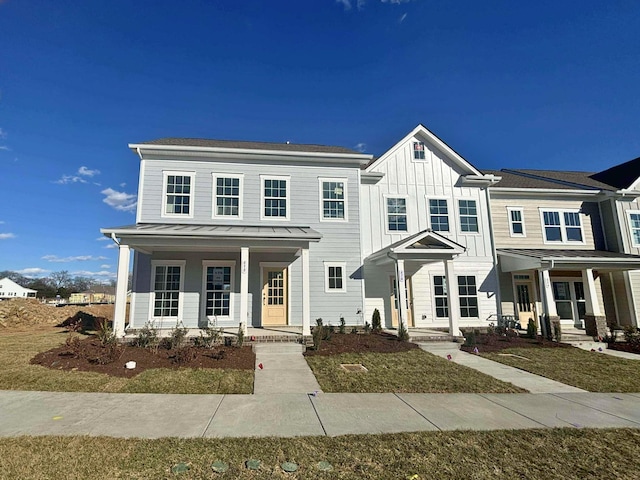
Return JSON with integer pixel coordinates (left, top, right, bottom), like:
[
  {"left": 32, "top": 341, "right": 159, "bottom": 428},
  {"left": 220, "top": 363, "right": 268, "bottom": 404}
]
[
  {"left": 0, "top": 298, "right": 115, "bottom": 329},
  {"left": 303, "top": 331, "right": 418, "bottom": 356}
]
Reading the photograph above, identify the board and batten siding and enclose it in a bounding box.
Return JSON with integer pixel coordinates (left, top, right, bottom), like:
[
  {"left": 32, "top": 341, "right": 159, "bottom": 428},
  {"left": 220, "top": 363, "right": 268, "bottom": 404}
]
[
  {"left": 489, "top": 197, "right": 602, "bottom": 249},
  {"left": 131, "top": 155, "right": 364, "bottom": 327}
]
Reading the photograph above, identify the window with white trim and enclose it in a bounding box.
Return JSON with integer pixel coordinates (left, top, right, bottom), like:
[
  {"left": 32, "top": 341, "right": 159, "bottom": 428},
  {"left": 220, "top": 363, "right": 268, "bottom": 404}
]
[
  {"left": 433, "top": 275, "right": 448, "bottom": 318},
  {"left": 203, "top": 263, "right": 234, "bottom": 317},
  {"left": 459, "top": 199, "right": 478, "bottom": 233},
  {"left": 387, "top": 197, "right": 407, "bottom": 231},
  {"left": 324, "top": 262, "right": 346, "bottom": 292},
  {"left": 262, "top": 176, "right": 289, "bottom": 219},
  {"left": 163, "top": 172, "right": 193, "bottom": 216},
  {"left": 458, "top": 276, "right": 478, "bottom": 317},
  {"left": 413, "top": 142, "right": 426, "bottom": 160},
  {"left": 153, "top": 264, "right": 182, "bottom": 317},
  {"left": 628, "top": 211, "right": 640, "bottom": 247},
  {"left": 508, "top": 207, "right": 526, "bottom": 237},
  {"left": 540, "top": 209, "right": 584, "bottom": 243},
  {"left": 213, "top": 175, "right": 242, "bottom": 218},
  {"left": 320, "top": 179, "right": 346, "bottom": 220},
  {"left": 429, "top": 199, "right": 449, "bottom": 232}
]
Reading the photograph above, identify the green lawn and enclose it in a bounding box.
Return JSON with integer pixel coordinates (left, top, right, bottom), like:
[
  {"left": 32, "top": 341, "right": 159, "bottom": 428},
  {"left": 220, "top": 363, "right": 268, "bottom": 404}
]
[
  {"left": 481, "top": 347, "right": 640, "bottom": 392},
  {"left": 0, "top": 328, "right": 253, "bottom": 394},
  {"left": 305, "top": 349, "right": 525, "bottom": 393},
  {"left": 1, "top": 429, "right": 639, "bottom": 479}
]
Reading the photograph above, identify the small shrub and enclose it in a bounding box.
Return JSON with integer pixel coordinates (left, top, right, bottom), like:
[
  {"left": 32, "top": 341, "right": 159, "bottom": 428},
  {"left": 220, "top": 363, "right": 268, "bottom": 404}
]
[
  {"left": 312, "top": 325, "right": 323, "bottom": 351},
  {"left": 526, "top": 319, "right": 536, "bottom": 339},
  {"left": 163, "top": 321, "right": 188, "bottom": 350},
  {"left": 397, "top": 321, "right": 409, "bottom": 342},
  {"left": 95, "top": 317, "right": 116, "bottom": 346},
  {"left": 363, "top": 322, "right": 371, "bottom": 334},
  {"left": 623, "top": 326, "right": 640, "bottom": 345},
  {"left": 350, "top": 326, "right": 358, "bottom": 334},
  {"left": 236, "top": 323, "right": 244, "bottom": 347},
  {"left": 339, "top": 316, "right": 346, "bottom": 334},
  {"left": 193, "top": 322, "right": 221, "bottom": 348},
  {"left": 372, "top": 309, "right": 382, "bottom": 332},
  {"left": 486, "top": 322, "right": 496, "bottom": 337},
  {"left": 64, "top": 335, "right": 84, "bottom": 358},
  {"left": 553, "top": 321, "right": 562, "bottom": 343},
  {"left": 463, "top": 329, "right": 477, "bottom": 347},
  {"left": 324, "top": 323, "right": 334, "bottom": 341},
  {"left": 133, "top": 321, "right": 158, "bottom": 349},
  {"left": 172, "top": 345, "right": 197, "bottom": 365}
]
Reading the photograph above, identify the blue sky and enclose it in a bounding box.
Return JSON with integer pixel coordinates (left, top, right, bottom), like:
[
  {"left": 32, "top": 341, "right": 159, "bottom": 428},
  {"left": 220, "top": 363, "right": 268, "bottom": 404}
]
[{"left": 1, "top": 0, "right": 639, "bottom": 280}]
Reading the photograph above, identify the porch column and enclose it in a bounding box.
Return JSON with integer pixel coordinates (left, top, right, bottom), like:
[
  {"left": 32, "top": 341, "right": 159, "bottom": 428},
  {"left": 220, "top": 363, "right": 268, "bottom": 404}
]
[
  {"left": 396, "top": 259, "right": 408, "bottom": 332},
  {"left": 302, "top": 247, "right": 311, "bottom": 336},
  {"left": 539, "top": 269, "right": 558, "bottom": 317},
  {"left": 240, "top": 247, "right": 249, "bottom": 335},
  {"left": 113, "top": 244, "right": 130, "bottom": 338},
  {"left": 444, "top": 259, "right": 461, "bottom": 337},
  {"left": 582, "top": 268, "right": 607, "bottom": 337}
]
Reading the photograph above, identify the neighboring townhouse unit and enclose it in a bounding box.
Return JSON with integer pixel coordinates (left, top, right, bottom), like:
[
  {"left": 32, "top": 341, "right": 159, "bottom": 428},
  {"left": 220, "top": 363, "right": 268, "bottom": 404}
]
[
  {"left": 0, "top": 277, "right": 37, "bottom": 299},
  {"left": 486, "top": 163, "right": 640, "bottom": 337},
  {"left": 360, "top": 125, "right": 501, "bottom": 335},
  {"left": 102, "top": 139, "right": 372, "bottom": 336}
]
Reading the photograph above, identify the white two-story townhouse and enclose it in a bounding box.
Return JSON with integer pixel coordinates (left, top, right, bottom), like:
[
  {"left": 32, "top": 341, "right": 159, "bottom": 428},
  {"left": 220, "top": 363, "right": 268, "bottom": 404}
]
[
  {"left": 102, "top": 139, "right": 372, "bottom": 337},
  {"left": 359, "top": 125, "right": 501, "bottom": 335},
  {"left": 486, "top": 166, "right": 640, "bottom": 338}
]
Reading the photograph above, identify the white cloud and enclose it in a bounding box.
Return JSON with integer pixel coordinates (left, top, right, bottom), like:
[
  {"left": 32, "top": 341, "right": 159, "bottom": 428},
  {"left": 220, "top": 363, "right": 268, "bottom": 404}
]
[
  {"left": 354, "top": 142, "right": 367, "bottom": 153},
  {"left": 71, "top": 270, "right": 117, "bottom": 279},
  {"left": 0, "top": 145, "right": 10, "bottom": 151},
  {"left": 0, "top": 220, "right": 5, "bottom": 224},
  {"left": 0, "top": 232, "right": 15, "bottom": 239},
  {"left": 104, "top": 243, "right": 118, "bottom": 249},
  {"left": 96, "top": 236, "right": 109, "bottom": 241},
  {"left": 101, "top": 188, "right": 137, "bottom": 212},
  {"left": 42, "top": 254, "right": 108, "bottom": 263},
  {"left": 381, "top": 0, "right": 411, "bottom": 4},
  {"left": 55, "top": 174, "right": 86, "bottom": 185},
  {"left": 100, "top": 264, "right": 111, "bottom": 269},
  {"left": 119, "top": 182, "right": 126, "bottom": 188},
  {"left": 336, "top": 0, "right": 352, "bottom": 10},
  {"left": 15, "top": 267, "right": 50, "bottom": 277},
  {"left": 78, "top": 166, "right": 100, "bottom": 177},
  {"left": 0, "top": 128, "right": 6, "bottom": 139}
]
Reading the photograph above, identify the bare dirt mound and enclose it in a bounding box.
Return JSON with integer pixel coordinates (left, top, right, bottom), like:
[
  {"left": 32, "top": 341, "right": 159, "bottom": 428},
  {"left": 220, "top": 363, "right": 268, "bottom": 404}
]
[
  {"left": 0, "top": 299, "right": 115, "bottom": 329},
  {"left": 31, "top": 336, "right": 255, "bottom": 377}
]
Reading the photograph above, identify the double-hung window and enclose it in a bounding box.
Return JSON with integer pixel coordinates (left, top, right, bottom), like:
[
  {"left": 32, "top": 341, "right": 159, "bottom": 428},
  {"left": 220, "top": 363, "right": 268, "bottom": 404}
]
[
  {"left": 458, "top": 276, "right": 478, "bottom": 317},
  {"left": 459, "top": 199, "right": 478, "bottom": 233},
  {"left": 387, "top": 197, "right": 407, "bottom": 232},
  {"left": 213, "top": 175, "right": 242, "bottom": 219},
  {"left": 152, "top": 262, "right": 184, "bottom": 318},
  {"left": 262, "top": 176, "right": 289, "bottom": 220},
  {"left": 433, "top": 276, "right": 448, "bottom": 318},
  {"left": 429, "top": 199, "right": 449, "bottom": 232},
  {"left": 413, "top": 142, "right": 426, "bottom": 160},
  {"left": 203, "top": 262, "right": 234, "bottom": 318},
  {"left": 324, "top": 262, "right": 346, "bottom": 293},
  {"left": 628, "top": 211, "right": 640, "bottom": 247},
  {"left": 540, "top": 209, "right": 584, "bottom": 243},
  {"left": 320, "top": 179, "right": 347, "bottom": 220},
  {"left": 507, "top": 207, "right": 526, "bottom": 237},
  {"left": 163, "top": 172, "right": 194, "bottom": 217}
]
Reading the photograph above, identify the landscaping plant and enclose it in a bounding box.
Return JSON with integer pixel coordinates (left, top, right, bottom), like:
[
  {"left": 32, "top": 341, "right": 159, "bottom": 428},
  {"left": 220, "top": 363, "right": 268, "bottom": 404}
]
[
  {"left": 339, "top": 316, "right": 346, "bottom": 334},
  {"left": 526, "top": 319, "right": 536, "bottom": 339},
  {"left": 372, "top": 308, "right": 381, "bottom": 332},
  {"left": 133, "top": 321, "right": 159, "bottom": 349},
  {"left": 397, "top": 321, "right": 409, "bottom": 342}
]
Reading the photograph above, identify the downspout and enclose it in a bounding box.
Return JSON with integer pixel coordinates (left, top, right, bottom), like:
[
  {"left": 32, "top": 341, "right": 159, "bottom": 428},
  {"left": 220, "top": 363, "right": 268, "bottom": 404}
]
[
  {"left": 484, "top": 187, "right": 502, "bottom": 317},
  {"left": 110, "top": 233, "right": 120, "bottom": 246}
]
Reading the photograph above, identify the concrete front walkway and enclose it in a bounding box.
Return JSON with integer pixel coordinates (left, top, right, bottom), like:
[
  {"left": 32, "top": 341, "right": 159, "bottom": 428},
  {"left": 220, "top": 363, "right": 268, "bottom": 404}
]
[
  {"left": 418, "top": 342, "right": 586, "bottom": 393},
  {"left": 1, "top": 390, "right": 640, "bottom": 438},
  {"left": 252, "top": 343, "right": 322, "bottom": 394}
]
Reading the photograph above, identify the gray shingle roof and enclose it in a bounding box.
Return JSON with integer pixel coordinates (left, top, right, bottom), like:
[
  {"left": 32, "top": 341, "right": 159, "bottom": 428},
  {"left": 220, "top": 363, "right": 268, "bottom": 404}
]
[
  {"left": 498, "top": 248, "right": 640, "bottom": 260},
  {"left": 136, "top": 138, "right": 362, "bottom": 155},
  {"left": 591, "top": 156, "right": 640, "bottom": 190},
  {"left": 482, "top": 169, "right": 615, "bottom": 191}
]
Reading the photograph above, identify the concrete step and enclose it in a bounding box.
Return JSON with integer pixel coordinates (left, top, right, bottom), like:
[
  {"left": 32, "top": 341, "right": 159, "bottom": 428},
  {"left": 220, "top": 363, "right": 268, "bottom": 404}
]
[{"left": 252, "top": 343, "right": 304, "bottom": 354}]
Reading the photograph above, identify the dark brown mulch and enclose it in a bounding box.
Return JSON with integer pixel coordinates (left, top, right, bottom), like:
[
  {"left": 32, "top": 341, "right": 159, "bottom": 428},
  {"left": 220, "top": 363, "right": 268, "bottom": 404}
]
[
  {"left": 31, "top": 336, "right": 256, "bottom": 378},
  {"left": 460, "top": 334, "right": 573, "bottom": 354},
  {"left": 607, "top": 343, "right": 640, "bottom": 355},
  {"left": 303, "top": 331, "right": 418, "bottom": 356}
]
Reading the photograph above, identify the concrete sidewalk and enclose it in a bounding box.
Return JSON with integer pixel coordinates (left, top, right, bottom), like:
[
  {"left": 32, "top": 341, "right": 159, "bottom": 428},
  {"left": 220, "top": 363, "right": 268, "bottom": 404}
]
[
  {"left": 252, "top": 343, "right": 322, "bottom": 394},
  {"left": 418, "top": 342, "right": 586, "bottom": 393},
  {"left": 1, "top": 390, "right": 640, "bottom": 438}
]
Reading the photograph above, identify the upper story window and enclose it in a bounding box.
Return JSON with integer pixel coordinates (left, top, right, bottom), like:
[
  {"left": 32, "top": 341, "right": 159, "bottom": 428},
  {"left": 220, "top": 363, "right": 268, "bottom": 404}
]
[
  {"left": 507, "top": 207, "right": 526, "bottom": 237},
  {"left": 458, "top": 199, "right": 478, "bottom": 233},
  {"left": 213, "top": 174, "right": 242, "bottom": 219},
  {"left": 540, "top": 209, "right": 583, "bottom": 243},
  {"left": 261, "top": 176, "right": 290, "bottom": 220},
  {"left": 163, "top": 172, "right": 194, "bottom": 217},
  {"left": 413, "top": 142, "right": 426, "bottom": 160},
  {"left": 628, "top": 211, "right": 640, "bottom": 247},
  {"left": 320, "top": 179, "right": 347, "bottom": 221},
  {"left": 387, "top": 197, "right": 407, "bottom": 232},
  {"left": 324, "top": 262, "right": 346, "bottom": 293},
  {"left": 428, "top": 199, "right": 449, "bottom": 232}
]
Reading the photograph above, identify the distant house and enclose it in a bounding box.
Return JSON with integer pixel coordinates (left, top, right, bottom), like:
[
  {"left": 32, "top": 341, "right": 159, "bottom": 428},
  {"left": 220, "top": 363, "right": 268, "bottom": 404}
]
[
  {"left": 69, "top": 287, "right": 116, "bottom": 304},
  {"left": 0, "top": 278, "right": 37, "bottom": 299}
]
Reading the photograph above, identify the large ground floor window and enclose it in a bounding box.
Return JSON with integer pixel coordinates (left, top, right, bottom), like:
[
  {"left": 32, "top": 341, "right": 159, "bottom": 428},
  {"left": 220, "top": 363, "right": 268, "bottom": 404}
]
[
  {"left": 458, "top": 275, "right": 478, "bottom": 317},
  {"left": 203, "top": 262, "right": 235, "bottom": 318},
  {"left": 152, "top": 263, "right": 183, "bottom": 318}
]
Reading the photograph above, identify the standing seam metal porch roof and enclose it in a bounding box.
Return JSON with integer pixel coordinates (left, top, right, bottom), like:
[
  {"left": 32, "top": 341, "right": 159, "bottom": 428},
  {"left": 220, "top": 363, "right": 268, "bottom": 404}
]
[{"left": 101, "top": 224, "right": 322, "bottom": 241}]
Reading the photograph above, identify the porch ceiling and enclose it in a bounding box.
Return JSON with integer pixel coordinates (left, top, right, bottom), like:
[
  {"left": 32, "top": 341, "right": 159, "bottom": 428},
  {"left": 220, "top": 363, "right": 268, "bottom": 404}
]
[{"left": 498, "top": 248, "right": 640, "bottom": 272}]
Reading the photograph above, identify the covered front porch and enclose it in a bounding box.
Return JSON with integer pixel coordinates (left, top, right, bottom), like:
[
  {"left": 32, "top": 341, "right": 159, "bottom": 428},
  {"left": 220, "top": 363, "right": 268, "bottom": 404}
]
[
  {"left": 498, "top": 248, "right": 640, "bottom": 337},
  {"left": 101, "top": 223, "right": 322, "bottom": 338}
]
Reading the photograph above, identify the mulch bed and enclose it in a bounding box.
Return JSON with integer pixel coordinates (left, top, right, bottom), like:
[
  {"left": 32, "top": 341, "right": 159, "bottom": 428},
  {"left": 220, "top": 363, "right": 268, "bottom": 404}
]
[
  {"left": 460, "top": 334, "right": 573, "bottom": 354},
  {"left": 607, "top": 343, "right": 640, "bottom": 355},
  {"left": 31, "top": 336, "right": 256, "bottom": 378},
  {"left": 303, "top": 331, "right": 418, "bottom": 356}
]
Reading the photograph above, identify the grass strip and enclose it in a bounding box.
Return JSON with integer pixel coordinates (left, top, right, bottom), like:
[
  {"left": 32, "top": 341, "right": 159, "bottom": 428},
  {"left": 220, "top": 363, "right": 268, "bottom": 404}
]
[
  {"left": 0, "top": 429, "right": 639, "bottom": 479},
  {"left": 481, "top": 347, "right": 640, "bottom": 392},
  {"left": 305, "top": 349, "right": 525, "bottom": 393}
]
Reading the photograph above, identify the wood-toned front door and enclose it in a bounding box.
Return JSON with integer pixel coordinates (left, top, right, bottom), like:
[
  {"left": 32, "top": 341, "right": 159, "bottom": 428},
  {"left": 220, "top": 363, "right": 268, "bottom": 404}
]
[
  {"left": 262, "top": 267, "right": 287, "bottom": 326},
  {"left": 390, "top": 276, "right": 414, "bottom": 327},
  {"left": 515, "top": 281, "right": 537, "bottom": 329}
]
